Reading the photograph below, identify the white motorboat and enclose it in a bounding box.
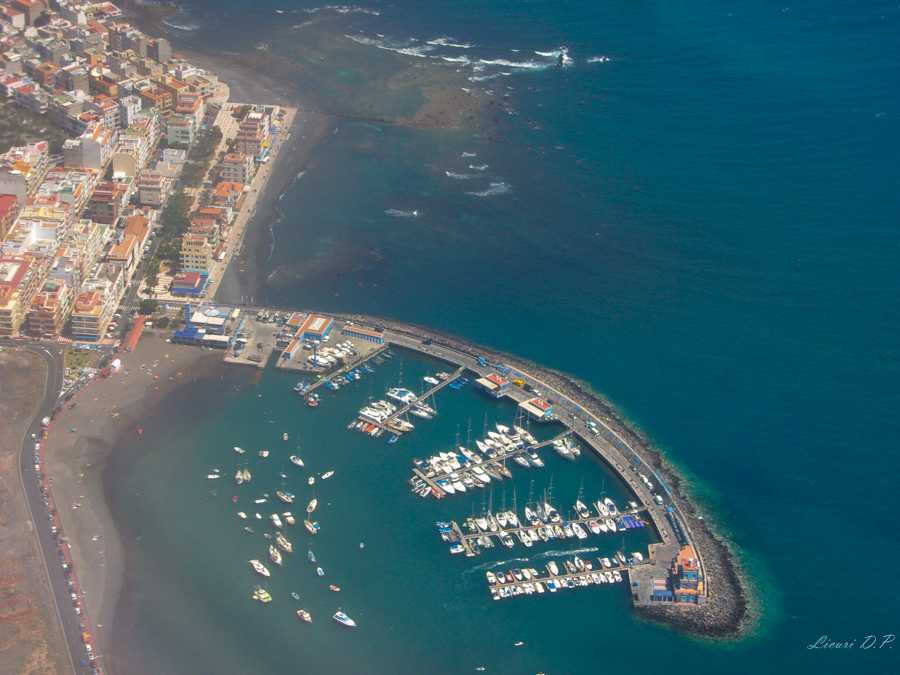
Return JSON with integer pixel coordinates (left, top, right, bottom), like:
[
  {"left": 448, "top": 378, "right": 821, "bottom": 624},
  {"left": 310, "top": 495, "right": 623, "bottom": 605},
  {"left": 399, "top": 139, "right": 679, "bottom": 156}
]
[
  {"left": 235, "top": 470, "right": 244, "bottom": 484},
  {"left": 242, "top": 468, "right": 251, "bottom": 482},
  {"left": 238, "top": 512, "right": 247, "bottom": 519},
  {"left": 308, "top": 477, "right": 315, "bottom": 485},
  {"left": 271, "top": 514, "right": 283, "bottom": 528},
  {"left": 234, "top": 446, "right": 245, "bottom": 454},
  {"left": 259, "top": 450, "right": 269, "bottom": 458},
  {"left": 547, "top": 561, "right": 559, "bottom": 576},
  {"left": 250, "top": 559, "right": 270, "bottom": 577},
  {"left": 472, "top": 466, "right": 491, "bottom": 483},
  {"left": 290, "top": 455, "right": 304, "bottom": 466},
  {"left": 207, "top": 474, "right": 220, "bottom": 479},
  {"left": 321, "top": 471, "right": 334, "bottom": 480},
  {"left": 450, "top": 473, "right": 466, "bottom": 493},
  {"left": 307, "top": 499, "right": 317, "bottom": 513},
  {"left": 387, "top": 388, "right": 417, "bottom": 404},
  {"left": 333, "top": 611, "right": 356, "bottom": 627}
]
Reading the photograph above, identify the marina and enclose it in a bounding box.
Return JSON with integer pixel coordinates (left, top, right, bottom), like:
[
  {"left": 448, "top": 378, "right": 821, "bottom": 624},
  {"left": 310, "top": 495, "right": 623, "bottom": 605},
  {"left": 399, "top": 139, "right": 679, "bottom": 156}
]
[{"left": 217, "top": 307, "right": 700, "bottom": 607}]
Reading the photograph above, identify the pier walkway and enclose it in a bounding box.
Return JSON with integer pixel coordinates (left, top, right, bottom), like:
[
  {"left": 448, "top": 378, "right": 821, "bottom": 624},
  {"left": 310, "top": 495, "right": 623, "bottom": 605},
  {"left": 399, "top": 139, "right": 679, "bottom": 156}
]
[
  {"left": 384, "top": 365, "right": 465, "bottom": 423},
  {"left": 455, "top": 508, "right": 650, "bottom": 548},
  {"left": 410, "top": 429, "right": 571, "bottom": 499},
  {"left": 488, "top": 561, "right": 650, "bottom": 596},
  {"left": 300, "top": 345, "right": 388, "bottom": 395},
  {"left": 356, "top": 365, "right": 466, "bottom": 433}
]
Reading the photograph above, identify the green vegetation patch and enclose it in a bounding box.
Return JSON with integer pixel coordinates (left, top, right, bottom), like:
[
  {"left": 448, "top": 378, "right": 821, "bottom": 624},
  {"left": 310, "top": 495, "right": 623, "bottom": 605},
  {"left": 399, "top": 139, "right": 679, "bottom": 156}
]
[{"left": 64, "top": 349, "right": 96, "bottom": 372}]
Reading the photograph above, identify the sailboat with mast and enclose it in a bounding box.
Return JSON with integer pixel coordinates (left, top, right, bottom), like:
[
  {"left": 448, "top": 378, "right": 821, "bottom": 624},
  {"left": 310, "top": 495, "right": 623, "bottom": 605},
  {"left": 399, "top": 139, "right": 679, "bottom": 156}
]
[
  {"left": 387, "top": 358, "right": 418, "bottom": 405},
  {"left": 543, "top": 477, "right": 560, "bottom": 523},
  {"left": 575, "top": 479, "right": 592, "bottom": 519},
  {"left": 524, "top": 481, "right": 542, "bottom": 526},
  {"left": 290, "top": 438, "right": 304, "bottom": 467}
]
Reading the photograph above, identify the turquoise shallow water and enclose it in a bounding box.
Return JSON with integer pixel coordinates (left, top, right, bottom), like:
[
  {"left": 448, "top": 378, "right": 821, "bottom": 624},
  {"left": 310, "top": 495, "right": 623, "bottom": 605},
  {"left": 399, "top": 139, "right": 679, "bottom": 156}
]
[{"left": 110, "top": 0, "right": 900, "bottom": 672}]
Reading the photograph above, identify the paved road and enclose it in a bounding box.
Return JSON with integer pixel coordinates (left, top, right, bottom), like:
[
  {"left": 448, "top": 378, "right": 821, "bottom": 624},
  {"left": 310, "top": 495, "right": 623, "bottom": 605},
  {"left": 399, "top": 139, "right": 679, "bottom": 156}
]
[{"left": 13, "top": 342, "right": 103, "bottom": 674}]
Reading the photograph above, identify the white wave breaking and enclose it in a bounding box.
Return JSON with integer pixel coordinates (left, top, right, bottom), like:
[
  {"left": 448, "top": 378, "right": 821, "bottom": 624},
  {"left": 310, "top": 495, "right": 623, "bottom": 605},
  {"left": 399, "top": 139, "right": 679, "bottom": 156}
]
[
  {"left": 469, "top": 164, "right": 489, "bottom": 171},
  {"left": 385, "top": 209, "right": 419, "bottom": 218},
  {"left": 345, "top": 34, "right": 435, "bottom": 58},
  {"left": 304, "top": 5, "right": 380, "bottom": 16},
  {"left": 465, "top": 181, "right": 512, "bottom": 197},
  {"left": 462, "top": 152, "right": 477, "bottom": 157},
  {"left": 446, "top": 171, "right": 478, "bottom": 180},
  {"left": 426, "top": 37, "right": 476, "bottom": 49}
]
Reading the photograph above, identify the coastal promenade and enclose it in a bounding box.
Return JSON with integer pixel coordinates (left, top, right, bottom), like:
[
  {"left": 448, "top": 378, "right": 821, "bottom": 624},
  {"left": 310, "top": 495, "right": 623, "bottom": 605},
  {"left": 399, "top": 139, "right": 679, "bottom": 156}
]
[
  {"left": 14, "top": 344, "right": 100, "bottom": 675},
  {"left": 141, "top": 105, "right": 298, "bottom": 306}
]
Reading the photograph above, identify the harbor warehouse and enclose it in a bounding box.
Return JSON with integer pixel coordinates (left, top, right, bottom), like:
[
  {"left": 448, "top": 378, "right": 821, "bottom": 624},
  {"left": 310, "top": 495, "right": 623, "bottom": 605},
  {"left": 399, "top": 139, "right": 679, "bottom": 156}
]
[
  {"left": 297, "top": 314, "right": 333, "bottom": 341},
  {"left": 341, "top": 325, "right": 384, "bottom": 344},
  {"left": 476, "top": 372, "right": 509, "bottom": 398},
  {"left": 519, "top": 396, "right": 554, "bottom": 422}
]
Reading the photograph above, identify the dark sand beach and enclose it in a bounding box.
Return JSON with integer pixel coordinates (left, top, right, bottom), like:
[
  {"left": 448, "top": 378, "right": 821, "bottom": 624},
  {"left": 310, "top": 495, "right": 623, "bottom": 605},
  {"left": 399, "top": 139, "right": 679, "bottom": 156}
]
[{"left": 45, "top": 337, "right": 233, "bottom": 657}]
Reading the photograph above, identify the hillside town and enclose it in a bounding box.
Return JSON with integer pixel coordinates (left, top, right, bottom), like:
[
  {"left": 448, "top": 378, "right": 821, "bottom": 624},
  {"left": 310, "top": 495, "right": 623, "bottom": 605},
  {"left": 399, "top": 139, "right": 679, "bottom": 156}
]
[{"left": 0, "top": 0, "right": 291, "bottom": 342}]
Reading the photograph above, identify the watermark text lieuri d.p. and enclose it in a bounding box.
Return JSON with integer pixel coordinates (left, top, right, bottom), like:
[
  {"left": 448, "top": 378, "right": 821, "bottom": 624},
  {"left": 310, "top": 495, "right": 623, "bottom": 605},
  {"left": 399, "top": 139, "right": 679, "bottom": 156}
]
[{"left": 808, "top": 635, "right": 894, "bottom": 650}]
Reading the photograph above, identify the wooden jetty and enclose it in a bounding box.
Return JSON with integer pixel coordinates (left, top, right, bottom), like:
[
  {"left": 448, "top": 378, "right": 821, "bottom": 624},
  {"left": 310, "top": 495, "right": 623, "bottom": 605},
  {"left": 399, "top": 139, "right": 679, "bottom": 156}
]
[
  {"left": 301, "top": 344, "right": 388, "bottom": 395},
  {"left": 410, "top": 430, "right": 571, "bottom": 498},
  {"left": 444, "top": 506, "right": 649, "bottom": 554},
  {"left": 487, "top": 562, "right": 650, "bottom": 597},
  {"left": 355, "top": 365, "right": 466, "bottom": 433}
]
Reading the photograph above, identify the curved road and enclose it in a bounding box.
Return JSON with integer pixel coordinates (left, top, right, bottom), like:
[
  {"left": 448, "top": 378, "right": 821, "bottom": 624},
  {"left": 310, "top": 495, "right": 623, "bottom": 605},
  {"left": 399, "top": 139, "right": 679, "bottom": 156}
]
[{"left": 14, "top": 342, "right": 100, "bottom": 674}]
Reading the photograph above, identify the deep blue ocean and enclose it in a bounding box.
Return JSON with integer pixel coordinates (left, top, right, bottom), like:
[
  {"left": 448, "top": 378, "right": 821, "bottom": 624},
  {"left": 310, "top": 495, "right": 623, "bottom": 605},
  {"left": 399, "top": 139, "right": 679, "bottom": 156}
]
[{"left": 111, "top": 1, "right": 899, "bottom": 672}]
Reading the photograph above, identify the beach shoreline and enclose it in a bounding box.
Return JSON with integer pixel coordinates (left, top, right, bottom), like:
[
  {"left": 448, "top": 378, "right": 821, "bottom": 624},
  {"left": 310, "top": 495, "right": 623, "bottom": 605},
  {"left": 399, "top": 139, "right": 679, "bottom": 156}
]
[{"left": 44, "top": 336, "right": 229, "bottom": 666}]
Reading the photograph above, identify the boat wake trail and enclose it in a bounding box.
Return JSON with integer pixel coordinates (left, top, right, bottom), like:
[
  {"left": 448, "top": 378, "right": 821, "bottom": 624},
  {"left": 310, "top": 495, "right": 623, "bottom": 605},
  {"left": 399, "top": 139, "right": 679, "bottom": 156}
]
[
  {"left": 385, "top": 209, "right": 419, "bottom": 217},
  {"left": 470, "top": 557, "right": 531, "bottom": 572},
  {"left": 445, "top": 171, "right": 479, "bottom": 180},
  {"left": 533, "top": 546, "right": 598, "bottom": 560}
]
